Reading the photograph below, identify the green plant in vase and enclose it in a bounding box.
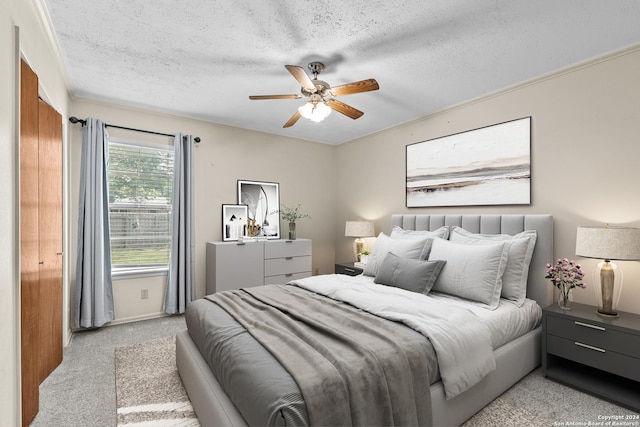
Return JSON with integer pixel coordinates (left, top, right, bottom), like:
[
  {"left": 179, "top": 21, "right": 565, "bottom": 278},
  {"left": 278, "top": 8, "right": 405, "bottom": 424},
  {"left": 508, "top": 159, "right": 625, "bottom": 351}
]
[
  {"left": 359, "top": 248, "right": 371, "bottom": 264},
  {"left": 271, "top": 204, "right": 311, "bottom": 240}
]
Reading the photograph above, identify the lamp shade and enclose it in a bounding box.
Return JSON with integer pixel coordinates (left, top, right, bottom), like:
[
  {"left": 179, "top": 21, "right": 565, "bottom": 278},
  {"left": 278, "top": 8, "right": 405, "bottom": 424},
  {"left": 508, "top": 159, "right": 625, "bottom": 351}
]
[
  {"left": 576, "top": 226, "right": 640, "bottom": 261},
  {"left": 345, "top": 220, "right": 375, "bottom": 238}
]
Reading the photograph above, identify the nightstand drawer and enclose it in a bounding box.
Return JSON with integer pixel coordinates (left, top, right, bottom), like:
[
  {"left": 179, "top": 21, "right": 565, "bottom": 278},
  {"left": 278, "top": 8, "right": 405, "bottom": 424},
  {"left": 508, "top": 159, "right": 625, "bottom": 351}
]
[
  {"left": 547, "top": 315, "right": 639, "bottom": 358},
  {"left": 335, "top": 263, "right": 363, "bottom": 276},
  {"left": 547, "top": 335, "right": 640, "bottom": 382}
]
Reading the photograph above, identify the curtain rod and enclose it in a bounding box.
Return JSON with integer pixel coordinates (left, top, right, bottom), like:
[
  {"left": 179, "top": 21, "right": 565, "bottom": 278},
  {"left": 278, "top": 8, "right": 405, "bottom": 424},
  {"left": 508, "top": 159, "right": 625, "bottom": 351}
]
[{"left": 68, "top": 116, "right": 201, "bottom": 143}]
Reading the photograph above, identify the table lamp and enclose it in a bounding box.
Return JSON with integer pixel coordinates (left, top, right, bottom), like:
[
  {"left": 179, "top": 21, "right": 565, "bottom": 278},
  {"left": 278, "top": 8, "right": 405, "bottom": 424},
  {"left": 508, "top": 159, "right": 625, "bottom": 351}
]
[
  {"left": 345, "top": 220, "right": 375, "bottom": 261},
  {"left": 575, "top": 225, "right": 640, "bottom": 317}
]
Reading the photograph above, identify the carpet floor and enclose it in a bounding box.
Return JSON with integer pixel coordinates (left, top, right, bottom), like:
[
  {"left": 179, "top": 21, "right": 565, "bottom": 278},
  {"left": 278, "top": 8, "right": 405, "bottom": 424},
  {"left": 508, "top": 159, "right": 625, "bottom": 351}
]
[{"left": 32, "top": 315, "right": 638, "bottom": 426}]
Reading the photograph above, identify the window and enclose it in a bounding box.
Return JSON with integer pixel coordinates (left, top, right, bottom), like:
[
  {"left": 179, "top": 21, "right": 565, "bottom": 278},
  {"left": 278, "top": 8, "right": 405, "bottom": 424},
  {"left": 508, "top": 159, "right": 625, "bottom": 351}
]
[{"left": 107, "top": 138, "right": 174, "bottom": 276}]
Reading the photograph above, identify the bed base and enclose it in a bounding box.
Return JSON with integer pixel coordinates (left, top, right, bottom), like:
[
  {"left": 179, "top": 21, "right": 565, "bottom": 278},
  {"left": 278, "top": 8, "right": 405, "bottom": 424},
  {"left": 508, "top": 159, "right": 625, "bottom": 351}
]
[{"left": 177, "top": 326, "right": 541, "bottom": 427}]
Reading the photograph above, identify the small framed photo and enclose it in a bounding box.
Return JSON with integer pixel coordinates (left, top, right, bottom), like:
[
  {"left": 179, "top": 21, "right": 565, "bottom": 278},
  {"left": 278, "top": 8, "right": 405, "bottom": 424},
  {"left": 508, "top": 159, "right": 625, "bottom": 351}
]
[
  {"left": 222, "top": 204, "right": 248, "bottom": 241},
  {"left": 237, "top": 180, "right": 280, "bottom": 239}
]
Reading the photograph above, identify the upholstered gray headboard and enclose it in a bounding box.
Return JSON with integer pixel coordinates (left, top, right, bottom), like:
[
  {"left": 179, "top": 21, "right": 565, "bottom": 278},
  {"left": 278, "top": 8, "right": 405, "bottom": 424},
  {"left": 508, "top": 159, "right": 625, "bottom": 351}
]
[{"left": 391, "top": 214, "right": 554, "bottom": 308}]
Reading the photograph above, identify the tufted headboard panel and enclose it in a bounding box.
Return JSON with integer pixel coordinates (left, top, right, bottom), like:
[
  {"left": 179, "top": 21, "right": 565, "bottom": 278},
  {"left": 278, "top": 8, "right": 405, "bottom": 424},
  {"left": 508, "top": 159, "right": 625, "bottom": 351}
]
[{"left": 390, "top": 214, "right": 554, "bottom": 308}]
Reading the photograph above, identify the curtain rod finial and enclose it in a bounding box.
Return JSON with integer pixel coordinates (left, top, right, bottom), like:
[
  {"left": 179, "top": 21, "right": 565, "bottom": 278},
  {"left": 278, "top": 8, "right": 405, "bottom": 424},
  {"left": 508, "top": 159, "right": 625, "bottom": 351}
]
[{"left": 69, "top": 116, "right": 86, "bottom": 126}]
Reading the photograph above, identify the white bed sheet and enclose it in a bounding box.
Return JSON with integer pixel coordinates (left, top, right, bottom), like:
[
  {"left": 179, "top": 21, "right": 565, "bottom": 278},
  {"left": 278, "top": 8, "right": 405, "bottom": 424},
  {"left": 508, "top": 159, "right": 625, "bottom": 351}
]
[
  {"left": 296, "top": 274, "right": 541, "bottom": 350},
  {"left": 425, "top": 290, "right": 542, "bottom": 349}
]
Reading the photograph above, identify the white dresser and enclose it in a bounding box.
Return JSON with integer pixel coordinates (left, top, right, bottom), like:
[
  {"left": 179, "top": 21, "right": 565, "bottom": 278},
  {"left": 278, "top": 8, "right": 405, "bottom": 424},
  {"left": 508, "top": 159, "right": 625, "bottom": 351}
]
[{"left": 206, "top": 239, "right": 312, "bottom": 294}]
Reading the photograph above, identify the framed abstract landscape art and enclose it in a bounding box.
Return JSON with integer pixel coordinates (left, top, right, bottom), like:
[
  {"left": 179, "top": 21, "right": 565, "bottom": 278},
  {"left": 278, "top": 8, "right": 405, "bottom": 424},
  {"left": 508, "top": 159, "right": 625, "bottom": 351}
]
[{"left": 405, "top": 117, "right": 531, "bottom": 207}]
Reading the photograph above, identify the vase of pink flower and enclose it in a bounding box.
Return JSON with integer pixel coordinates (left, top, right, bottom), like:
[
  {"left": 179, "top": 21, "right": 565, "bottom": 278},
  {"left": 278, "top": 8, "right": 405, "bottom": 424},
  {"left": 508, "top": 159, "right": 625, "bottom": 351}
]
[{"left": 545, "top": 258, "right": 587, "bottom": 310}]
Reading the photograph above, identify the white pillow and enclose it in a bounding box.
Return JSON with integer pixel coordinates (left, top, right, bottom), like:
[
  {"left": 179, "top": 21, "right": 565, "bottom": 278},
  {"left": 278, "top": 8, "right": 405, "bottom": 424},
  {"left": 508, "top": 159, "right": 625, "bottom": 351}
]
[
  {"left": 449, "top": 226, "right": 537, "bottom": 307},
  {"left": 389, "top": 225, "right": 449, "bottom": 259},
  {"left": 390, "top": 225, "right": 449, "bottom": 240},
  {"left": 363, "top": 232, "right": 433, "bottom": 277},
  {"left": 428, "top": 237, "right": 509, "bottom": 310}
]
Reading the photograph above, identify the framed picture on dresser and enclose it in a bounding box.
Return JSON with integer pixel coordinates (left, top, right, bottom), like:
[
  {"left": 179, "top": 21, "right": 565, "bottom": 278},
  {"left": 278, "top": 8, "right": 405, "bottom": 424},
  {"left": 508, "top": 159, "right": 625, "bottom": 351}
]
[
  {"left": 221, "top": 204, "right": 248, "bottom": 241},
  {"left": 237, "top": 180, "right": 280, "bottom": 239}
]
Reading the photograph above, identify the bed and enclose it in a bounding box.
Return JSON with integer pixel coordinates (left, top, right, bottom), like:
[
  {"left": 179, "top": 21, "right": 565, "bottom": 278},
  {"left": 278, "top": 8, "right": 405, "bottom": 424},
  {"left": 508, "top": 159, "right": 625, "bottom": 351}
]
[{"left": 177, "top": 214, "right": 553, "bottom": 426}]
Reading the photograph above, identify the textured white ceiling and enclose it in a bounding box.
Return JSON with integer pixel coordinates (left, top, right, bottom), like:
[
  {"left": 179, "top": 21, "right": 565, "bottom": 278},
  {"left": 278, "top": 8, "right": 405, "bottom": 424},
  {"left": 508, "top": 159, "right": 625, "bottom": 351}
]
[{"left": 42, "top": 0, "right": 640, "bottom": 144}]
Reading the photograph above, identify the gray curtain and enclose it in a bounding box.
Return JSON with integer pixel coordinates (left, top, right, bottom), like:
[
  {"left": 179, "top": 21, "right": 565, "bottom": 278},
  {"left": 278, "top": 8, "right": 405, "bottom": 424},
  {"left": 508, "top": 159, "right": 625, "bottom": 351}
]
[
  {"left": 75, "top": 118, "right": 114, "bottom": 328},
  {"left": 164, "top": 133, "right": 196, "bottom": 314}
]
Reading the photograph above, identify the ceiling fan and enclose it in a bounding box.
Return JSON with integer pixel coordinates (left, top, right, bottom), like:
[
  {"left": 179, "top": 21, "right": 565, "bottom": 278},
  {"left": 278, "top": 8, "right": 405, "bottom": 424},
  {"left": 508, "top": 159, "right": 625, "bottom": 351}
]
[{"left": 249, "top": 62, "right": 379, "bottom": 128}]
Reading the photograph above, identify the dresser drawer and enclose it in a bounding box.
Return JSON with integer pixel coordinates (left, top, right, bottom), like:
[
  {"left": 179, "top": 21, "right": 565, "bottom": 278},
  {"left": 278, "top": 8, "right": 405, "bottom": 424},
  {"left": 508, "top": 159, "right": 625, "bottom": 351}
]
[
  {"left": 265, "top": 256, "right": 312, "bottom": 276},
  {"left": 264, "top": 271, "right": 311, "bottom": 286},
  {"left": 265, "top": 239, "right": 312, "bottom": 259},
  {"left": 547, "top": 315, "right": 639, "bottom": 358},
  {"left": 547, "top": 334, "right": 640, "bottom": 382}
]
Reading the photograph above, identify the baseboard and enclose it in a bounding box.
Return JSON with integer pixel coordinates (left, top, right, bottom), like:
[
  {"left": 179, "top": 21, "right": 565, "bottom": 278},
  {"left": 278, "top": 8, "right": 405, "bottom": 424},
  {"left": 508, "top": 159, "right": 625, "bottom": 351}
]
[{"left": 108, "top": 312, "right": 169, "bottom": 326}]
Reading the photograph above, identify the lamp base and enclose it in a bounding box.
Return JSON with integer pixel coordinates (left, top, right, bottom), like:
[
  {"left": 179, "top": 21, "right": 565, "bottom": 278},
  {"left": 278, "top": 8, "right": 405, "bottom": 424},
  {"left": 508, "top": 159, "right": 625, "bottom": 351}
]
[
  {"left": 596, "top": 309, "right": 619, "bottom": 318},
  {"left": 355, "top": 239, "right": 363, "bottom": 262}
]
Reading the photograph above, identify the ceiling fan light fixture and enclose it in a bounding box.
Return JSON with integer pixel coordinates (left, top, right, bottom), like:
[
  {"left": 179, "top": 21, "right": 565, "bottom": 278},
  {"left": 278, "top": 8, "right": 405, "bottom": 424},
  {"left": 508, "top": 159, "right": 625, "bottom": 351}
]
[
  {"left": 250, "top": 62, "right": 378, "bottom": 127},
  {"left": 298, "top": 101, "right": 331, "bottom": 122}
]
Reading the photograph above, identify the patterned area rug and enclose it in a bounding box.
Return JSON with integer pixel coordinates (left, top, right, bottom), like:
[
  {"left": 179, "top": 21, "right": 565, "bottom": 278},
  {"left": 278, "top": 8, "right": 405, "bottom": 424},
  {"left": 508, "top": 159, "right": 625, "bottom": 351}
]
[{"left": 114, "top": 336, "right": 199, "bottom": 426}]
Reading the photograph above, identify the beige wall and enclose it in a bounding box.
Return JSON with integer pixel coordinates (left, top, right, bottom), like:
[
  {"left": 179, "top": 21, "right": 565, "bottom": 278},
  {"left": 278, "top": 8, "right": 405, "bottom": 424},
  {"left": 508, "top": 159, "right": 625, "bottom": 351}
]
[
  {"left": 2, "top": 0, "right": 71, "bottom": 424},
  {"left": 68, "top": 98, "right": 337, "bottom": 323},
  {"left": 336, "top": 45, "right": 640, "bottom": 315}
]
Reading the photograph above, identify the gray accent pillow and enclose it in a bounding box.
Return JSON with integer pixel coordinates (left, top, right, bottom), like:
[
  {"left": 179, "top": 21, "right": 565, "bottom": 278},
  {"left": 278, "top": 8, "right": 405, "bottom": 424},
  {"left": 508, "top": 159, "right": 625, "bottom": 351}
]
[
  {"left": 363, "top": 232, "right": 433, "bottom": 277},
  {"left": 449, "top": 226, "right": 537, "bottom": 307},
  {"left": 374, "top": 252, "right": 446, "bottom": 294},
  {"left": 428, "top": 237, "right": 509, "bottom": 310}
]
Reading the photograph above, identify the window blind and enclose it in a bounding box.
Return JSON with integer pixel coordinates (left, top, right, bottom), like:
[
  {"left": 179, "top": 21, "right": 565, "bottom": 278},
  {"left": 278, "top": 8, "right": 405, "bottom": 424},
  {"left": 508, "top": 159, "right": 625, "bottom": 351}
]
[{"left": 107, "top": 140, "right": 174, "bottom": 273}]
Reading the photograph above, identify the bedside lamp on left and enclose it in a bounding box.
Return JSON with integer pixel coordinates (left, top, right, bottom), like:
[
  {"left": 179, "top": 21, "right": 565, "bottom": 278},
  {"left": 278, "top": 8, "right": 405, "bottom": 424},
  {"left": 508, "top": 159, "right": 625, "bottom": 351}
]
[{"left": 345, "top": 220, "right": 375, "bottom": 262}]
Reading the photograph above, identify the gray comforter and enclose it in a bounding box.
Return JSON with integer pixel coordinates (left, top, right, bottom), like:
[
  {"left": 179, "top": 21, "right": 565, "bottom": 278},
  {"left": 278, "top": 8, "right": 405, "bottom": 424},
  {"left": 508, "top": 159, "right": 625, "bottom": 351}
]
[{"left": 204, "top": 284, "right": 433, "bottom": 426}]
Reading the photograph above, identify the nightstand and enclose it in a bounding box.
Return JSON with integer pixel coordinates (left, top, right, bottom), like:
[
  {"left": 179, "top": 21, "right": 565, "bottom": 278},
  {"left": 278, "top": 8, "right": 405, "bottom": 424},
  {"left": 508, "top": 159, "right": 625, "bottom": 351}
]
[
  {"left": 335, "top": 262, "right": 363, "bottom": 276},
  {"left": 542, "top": 302, "right": 640, "bottom": 412}
]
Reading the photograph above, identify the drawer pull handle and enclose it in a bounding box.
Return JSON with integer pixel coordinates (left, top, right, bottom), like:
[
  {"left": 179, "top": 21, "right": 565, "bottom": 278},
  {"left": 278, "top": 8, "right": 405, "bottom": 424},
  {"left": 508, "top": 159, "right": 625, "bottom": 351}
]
[
  {"left": 344, "top": 268, "right": 356, "bottom": 273},
  {"left": 285, "top": 273, "right": 293, "bottom": 277},
  {"left": 574, "top": 321, "right": 605, "bottom": 331},
  {"left": 285, "top": 257, "right": 293, "bottom": 260},
  {"left": 574, "top": 342, "right": 606, "bottom": 353}
]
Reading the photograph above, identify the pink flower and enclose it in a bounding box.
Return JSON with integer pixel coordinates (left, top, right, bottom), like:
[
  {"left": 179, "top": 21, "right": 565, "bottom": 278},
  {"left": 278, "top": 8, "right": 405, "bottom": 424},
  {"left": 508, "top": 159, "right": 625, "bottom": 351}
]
[{"left": 544, "top": 258, "right": 587, "bottom": 293}]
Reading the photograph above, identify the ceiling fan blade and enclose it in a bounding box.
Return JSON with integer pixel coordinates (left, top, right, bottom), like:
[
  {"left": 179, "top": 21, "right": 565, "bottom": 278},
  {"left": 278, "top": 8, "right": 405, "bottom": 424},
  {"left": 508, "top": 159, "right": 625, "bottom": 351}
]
[
  {"left": 330, "top": 79, "right": 379, "bottom": 97},
  {"left": 285, "top": 65, "right": 317, "bottom": 92},
  {"left": 326, "top": 99, "right": 364, "bottom": 119},
  {"left": 283, "top": 110, "right": 302, "bottom": 128},
  {"left": 249, "top": 94, "right": 302, "bottom": 100}
]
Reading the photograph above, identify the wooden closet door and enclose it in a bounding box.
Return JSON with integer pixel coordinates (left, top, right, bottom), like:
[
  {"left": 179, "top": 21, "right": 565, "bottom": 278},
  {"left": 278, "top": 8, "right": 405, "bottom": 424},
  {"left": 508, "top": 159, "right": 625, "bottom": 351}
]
[
  {"left": 20, "top": 59, "right": 63, "bottom": 426},
  {"left": 20, "top": 59, "right": 40, "bottom": 426},
  {"left": 38, "top": 99, "right": 63, "bottom": 382}
]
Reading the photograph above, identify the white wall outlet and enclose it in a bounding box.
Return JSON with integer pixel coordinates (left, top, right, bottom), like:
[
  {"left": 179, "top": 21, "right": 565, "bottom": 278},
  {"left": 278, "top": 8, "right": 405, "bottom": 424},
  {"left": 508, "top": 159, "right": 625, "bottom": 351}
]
[{"left": 141, "top": 289, "right": 149, "bottom": 299}]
